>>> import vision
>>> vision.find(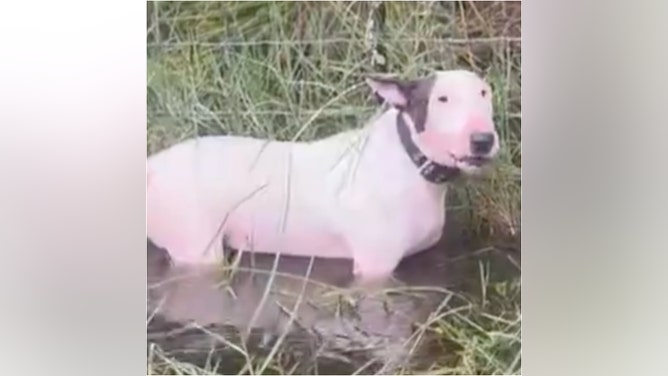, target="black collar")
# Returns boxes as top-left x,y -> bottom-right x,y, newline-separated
396,111 -> 461,184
